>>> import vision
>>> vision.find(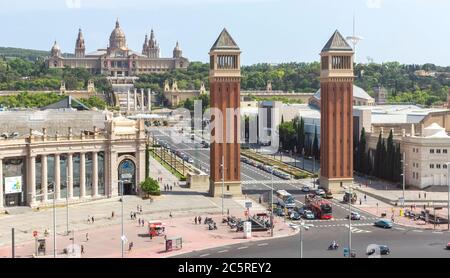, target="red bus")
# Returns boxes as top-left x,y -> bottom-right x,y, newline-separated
305,194 -> 333,220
